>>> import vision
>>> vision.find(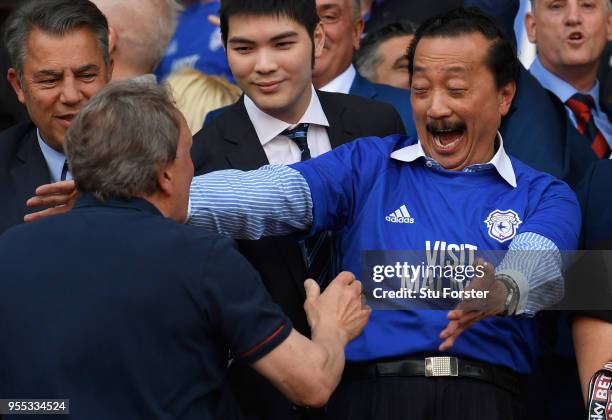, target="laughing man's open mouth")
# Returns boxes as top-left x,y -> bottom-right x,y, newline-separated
427,122 -> 466,151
